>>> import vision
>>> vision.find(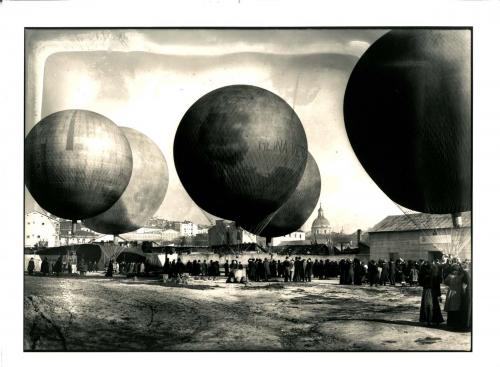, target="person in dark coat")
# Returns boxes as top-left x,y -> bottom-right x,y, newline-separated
28,257 -> 35,275
292,258 -> 299,282
176,258 -> 185,277
318,260 -> 325,280
201,260 -> 208,276
312,260 -> 319,279
283,257 -> 291,282
163,258 -> 170,275
277,260 -> 283,278
224,260 -> 229,277
194,260 -> 201,276
208,260 -> 214,277
257,259 -> 265,282
418,262 -> 444,326
263,258 -> 271,282
353,258 -> 363,285
67,259 -> 72,275
324,259 -> 332,279
389,260 -> 396,285
332,261 -> 339,278
346,259 -> 354,285
105,259 -> 114,277
367,260 -> 378,286
444,264 -> 467,330
305,259 -> 313,282
41,257 -> 49,276
339,259 -> 346,284
296,257 -> 303,282
442,259 -> 452,282
270,260 -> 277,278
215,261 -> 221,277
380,260 -> 389,286
53,256 -> 63,276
